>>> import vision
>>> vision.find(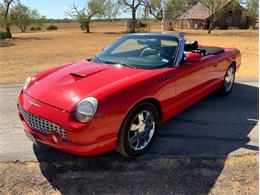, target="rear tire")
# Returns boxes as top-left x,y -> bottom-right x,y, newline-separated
218,65 -> 236,95
116,102 -> 159,158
